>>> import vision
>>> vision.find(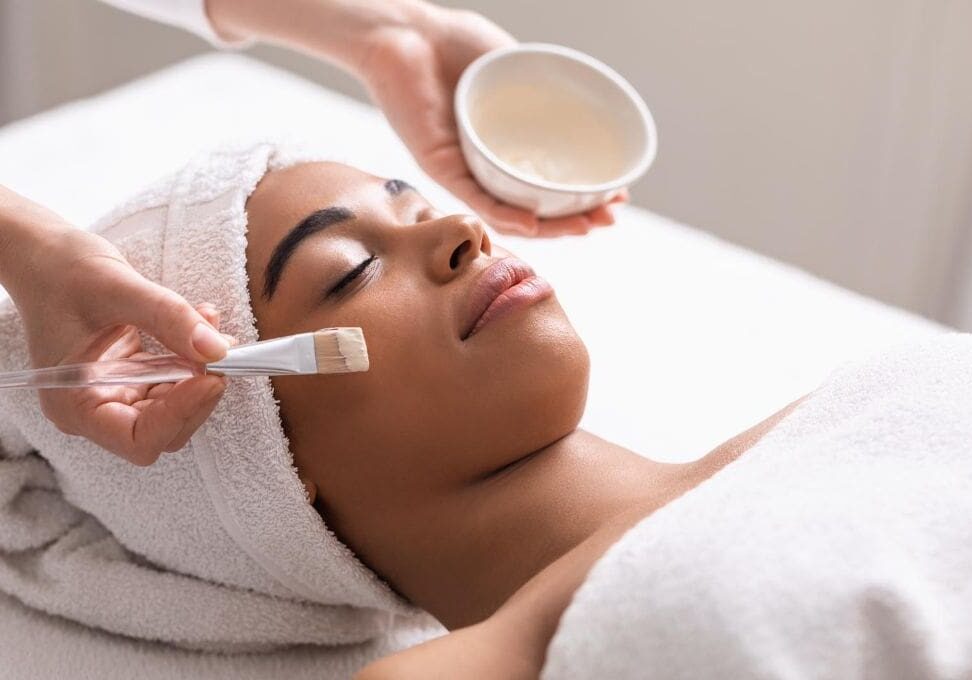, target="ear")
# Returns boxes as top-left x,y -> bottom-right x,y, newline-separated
298,472 -> 318,505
